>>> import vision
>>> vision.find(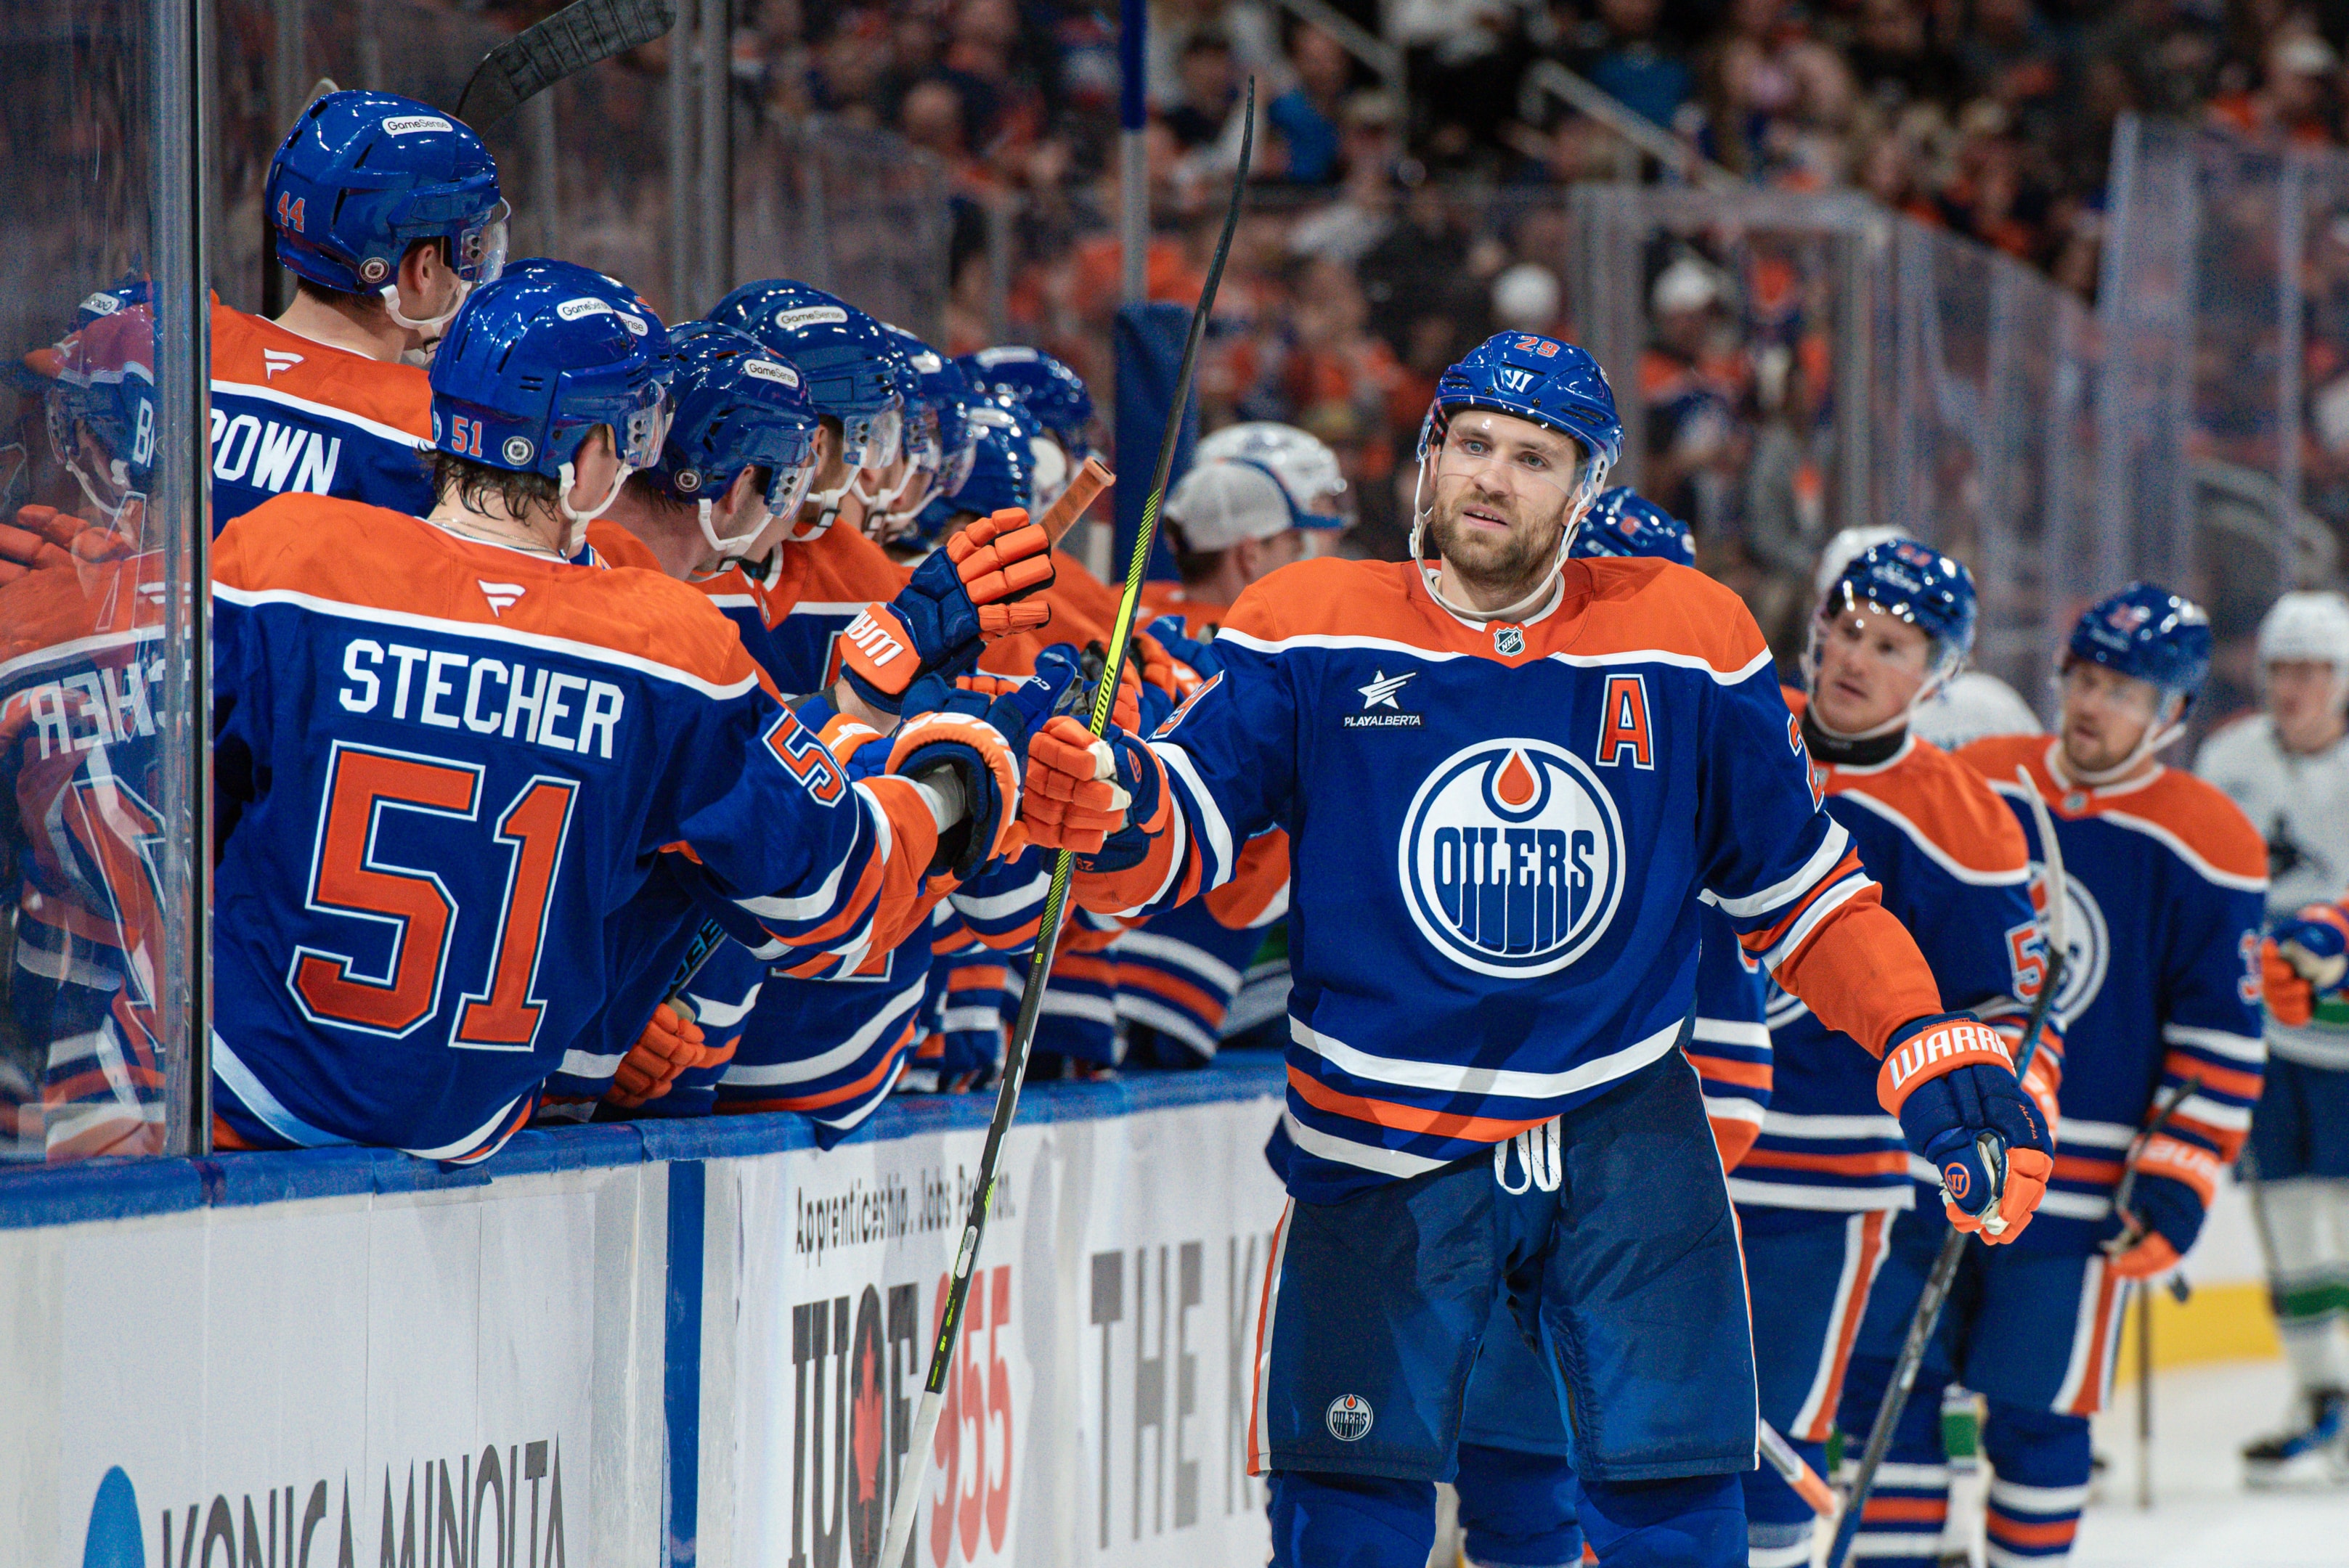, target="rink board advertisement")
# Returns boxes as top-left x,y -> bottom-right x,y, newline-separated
714,1083 -> 1287,1568
0,1062 -> 1285,1568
